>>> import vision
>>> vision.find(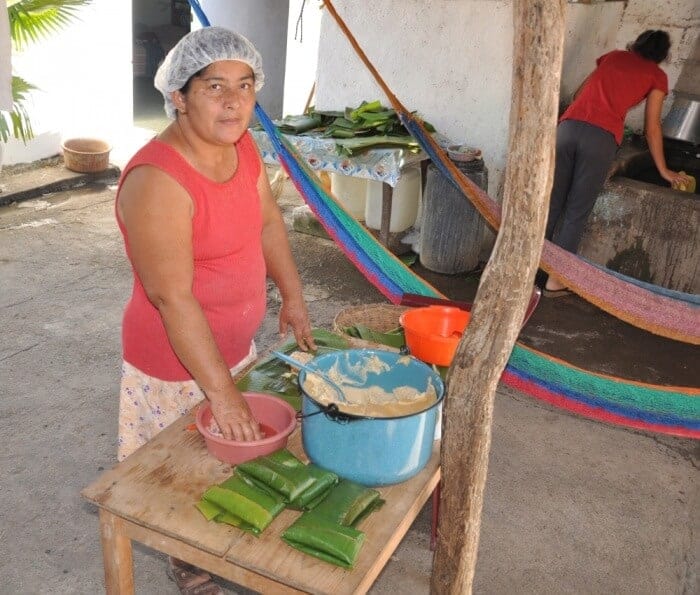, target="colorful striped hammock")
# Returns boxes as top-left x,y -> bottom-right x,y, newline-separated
189,1 -> 699,438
